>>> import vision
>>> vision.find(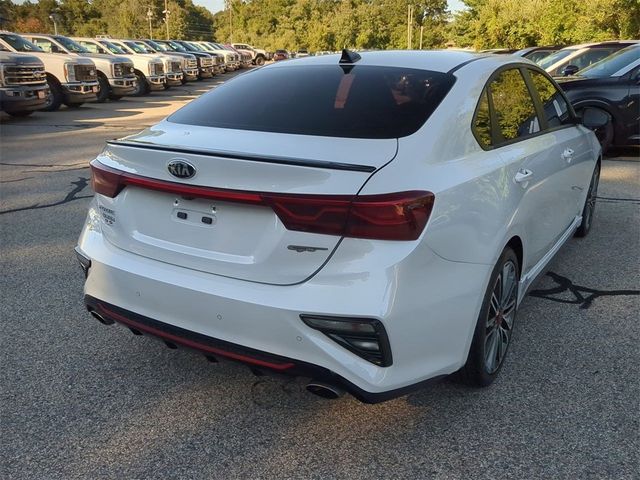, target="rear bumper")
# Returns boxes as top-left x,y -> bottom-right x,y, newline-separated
77,201 -> 491,401
84,296 -> 438,403
0,85 -> 49,112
